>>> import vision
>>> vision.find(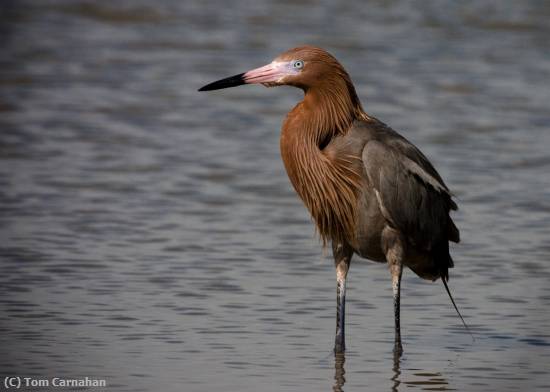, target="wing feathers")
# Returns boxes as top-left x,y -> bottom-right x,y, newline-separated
363,140 -> 458,251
